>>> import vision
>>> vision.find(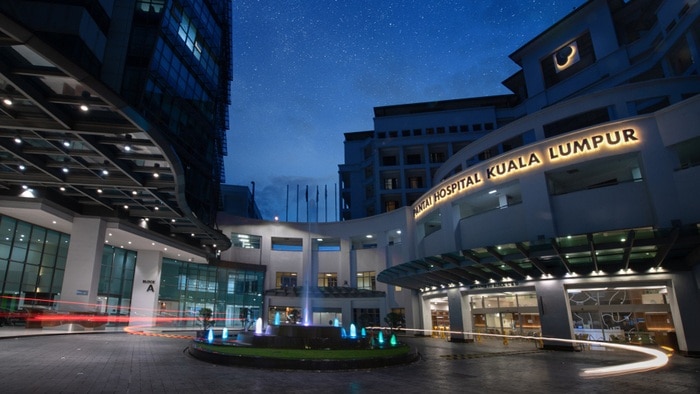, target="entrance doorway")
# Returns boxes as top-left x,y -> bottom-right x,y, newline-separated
470,292 -> 541,336
568,285 -> 677,348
